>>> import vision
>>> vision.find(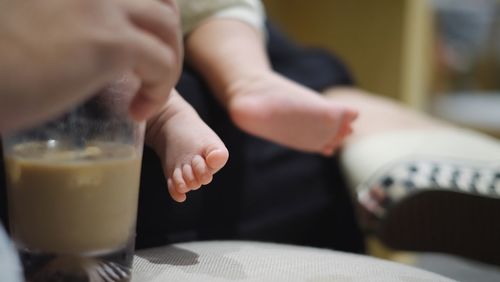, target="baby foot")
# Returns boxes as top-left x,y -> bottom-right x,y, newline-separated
226,72 -> 357,156
147,90 -> 229,202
